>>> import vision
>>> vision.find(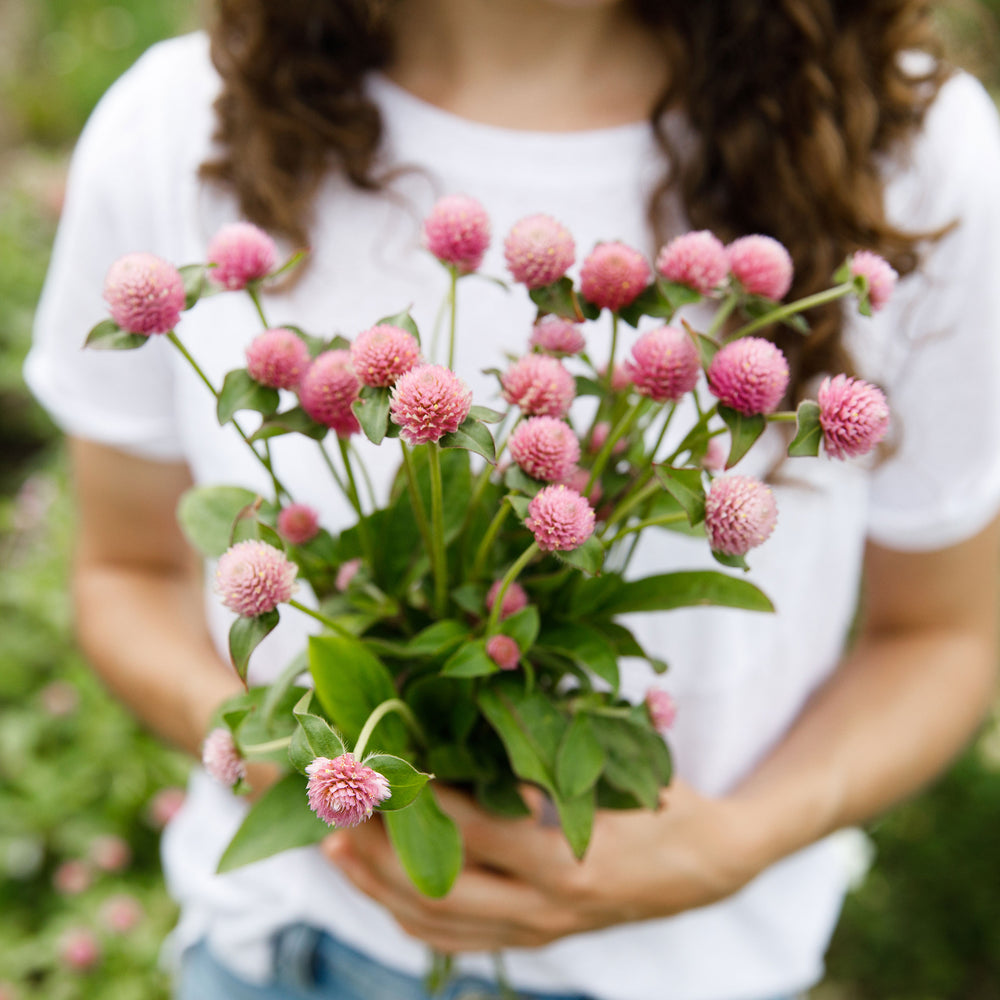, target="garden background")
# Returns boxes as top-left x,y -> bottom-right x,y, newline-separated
1,1 -> 999,997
